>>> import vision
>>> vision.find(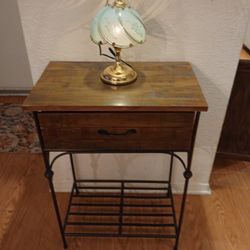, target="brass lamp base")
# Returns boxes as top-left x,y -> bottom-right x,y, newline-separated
100,62 -> 137,86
